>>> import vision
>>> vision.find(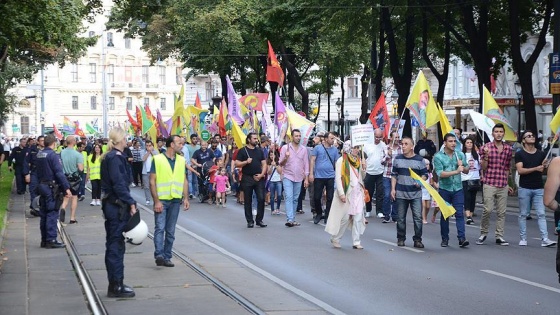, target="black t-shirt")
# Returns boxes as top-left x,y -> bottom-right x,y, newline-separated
515,149 -> 546,189
236,146 -> 265,176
